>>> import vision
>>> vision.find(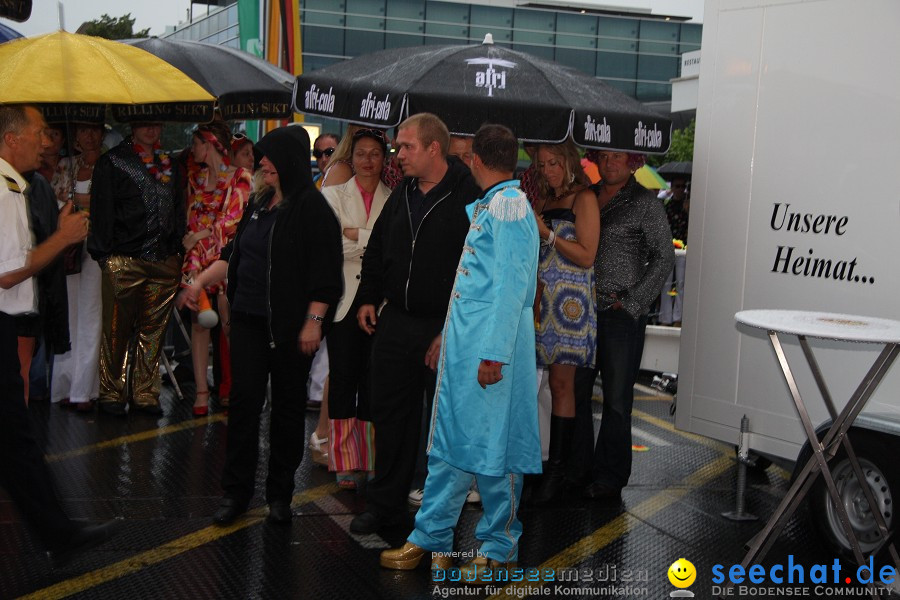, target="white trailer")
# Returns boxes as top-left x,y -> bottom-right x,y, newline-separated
676,0 -> 900,554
